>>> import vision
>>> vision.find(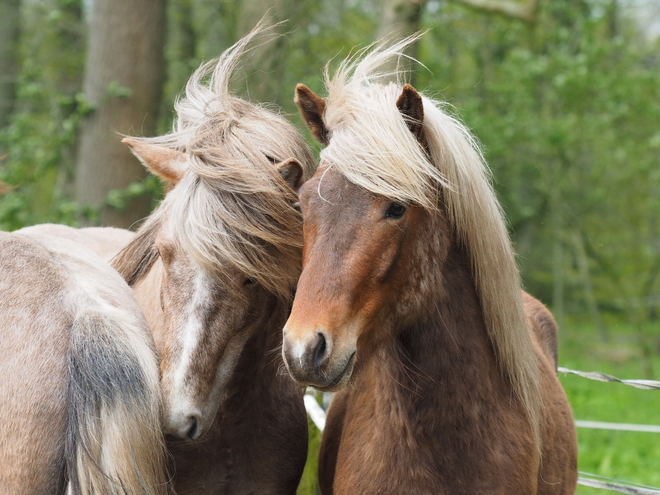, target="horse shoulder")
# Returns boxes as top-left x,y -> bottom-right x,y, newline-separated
520,292 -> 578,494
